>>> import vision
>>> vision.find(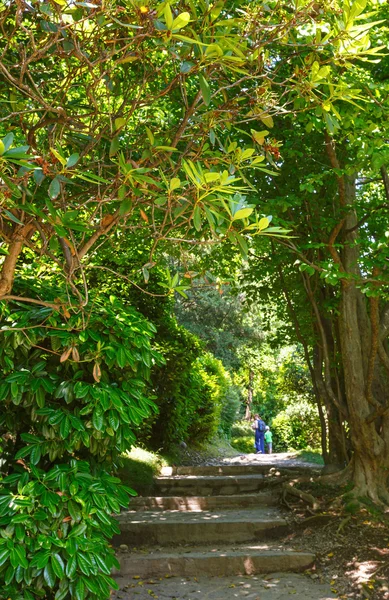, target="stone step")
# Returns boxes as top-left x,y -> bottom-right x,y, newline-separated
114,508 -> 288,546
154,474 -> 269,496
160,464 -> 317,477
116,544 -> 314,577
129,492 -> 279,511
